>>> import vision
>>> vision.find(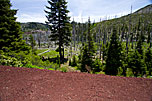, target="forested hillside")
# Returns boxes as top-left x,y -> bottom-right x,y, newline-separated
70,4 -> 152,77
20,22 -> 49,32
85,4 -> 152,45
